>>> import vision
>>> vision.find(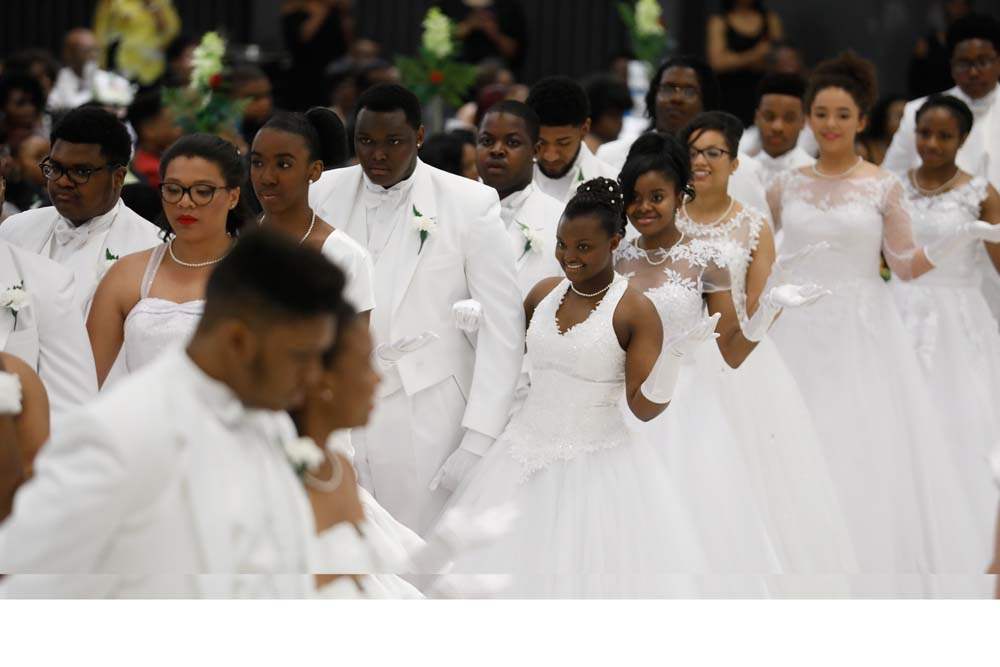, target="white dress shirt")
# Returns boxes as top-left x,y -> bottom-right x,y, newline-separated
533,142 -> 620,204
